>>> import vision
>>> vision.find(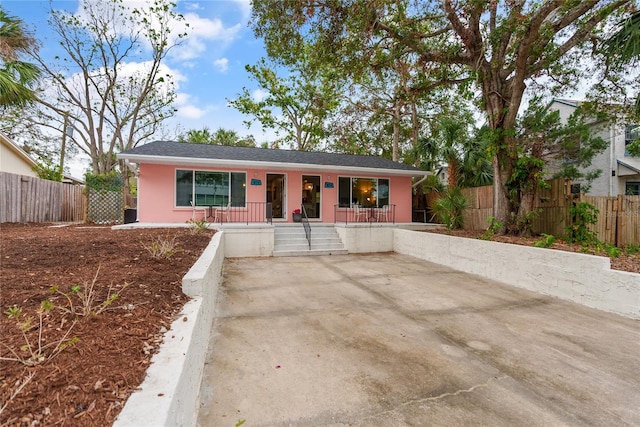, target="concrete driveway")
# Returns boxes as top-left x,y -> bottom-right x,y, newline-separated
197,254 -> 640,427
